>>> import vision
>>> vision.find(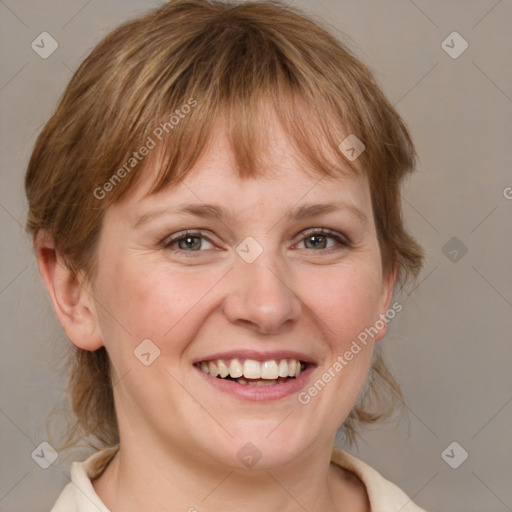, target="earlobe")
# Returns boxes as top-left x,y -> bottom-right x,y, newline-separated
34,230 -> 104,351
